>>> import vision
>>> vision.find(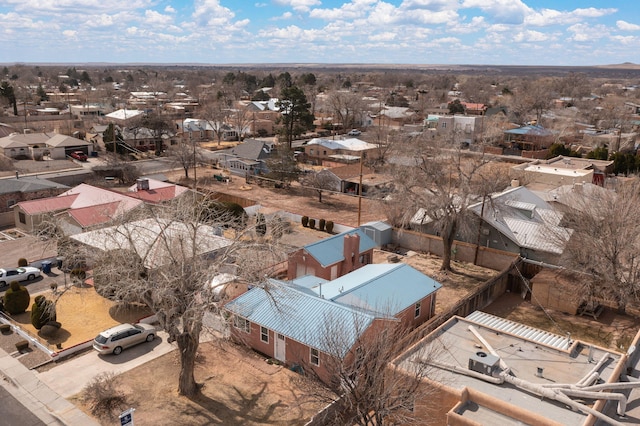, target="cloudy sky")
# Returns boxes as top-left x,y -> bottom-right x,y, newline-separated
1,0 -> 639,66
